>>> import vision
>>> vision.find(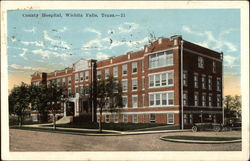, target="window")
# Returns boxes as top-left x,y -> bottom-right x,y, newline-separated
113,80 -> 118,93
167,113 -> 174,124
75,73 -> 79,82
213,61 -> 216,73
122,64 -> 127,76
79,85 -> 84,94
105,97 -> 110,108
57,79 -> 61,86
113,66 -> 118,77
184,114 -> 188,124
123,114 -> 128,123
62,78 -> 66,86
149,92 -> 174,107
194,73 -> 198,88
142,61 -> 144,72
183,71 -> 188,86
189,114 -> 193,124
202,94 -> 206,106
80,72 -> 84,82
150,113 -> 155,123
208,94 -> 212,107
217,94 -> 221,107
122,79 -> 128,92
105,115 -> 110,123
217,78 -> 221,91
84,84 -> 89,95
202,75 -> 206,89
122,96 -> 128,108
132,115 -> 138,123
85,71 -> 89,81
194,93 -> 199,106
132,95 -> 138,108
105,68 -> 110,79
97,71 -> 101,80
198,56 -> 204,68
142,77 -> 145,90
132,62 -> 137,74
132,78 -> 138,91
75,86 -> 79,94
149,71 -> 174,88
208,76 -> 212,90
68,76 -> 71,85
68,88 -> 72,96
142,94 -> 145,107
183,92 -> 188,106
114,114 -> 119,123
149,50 -> 173,68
